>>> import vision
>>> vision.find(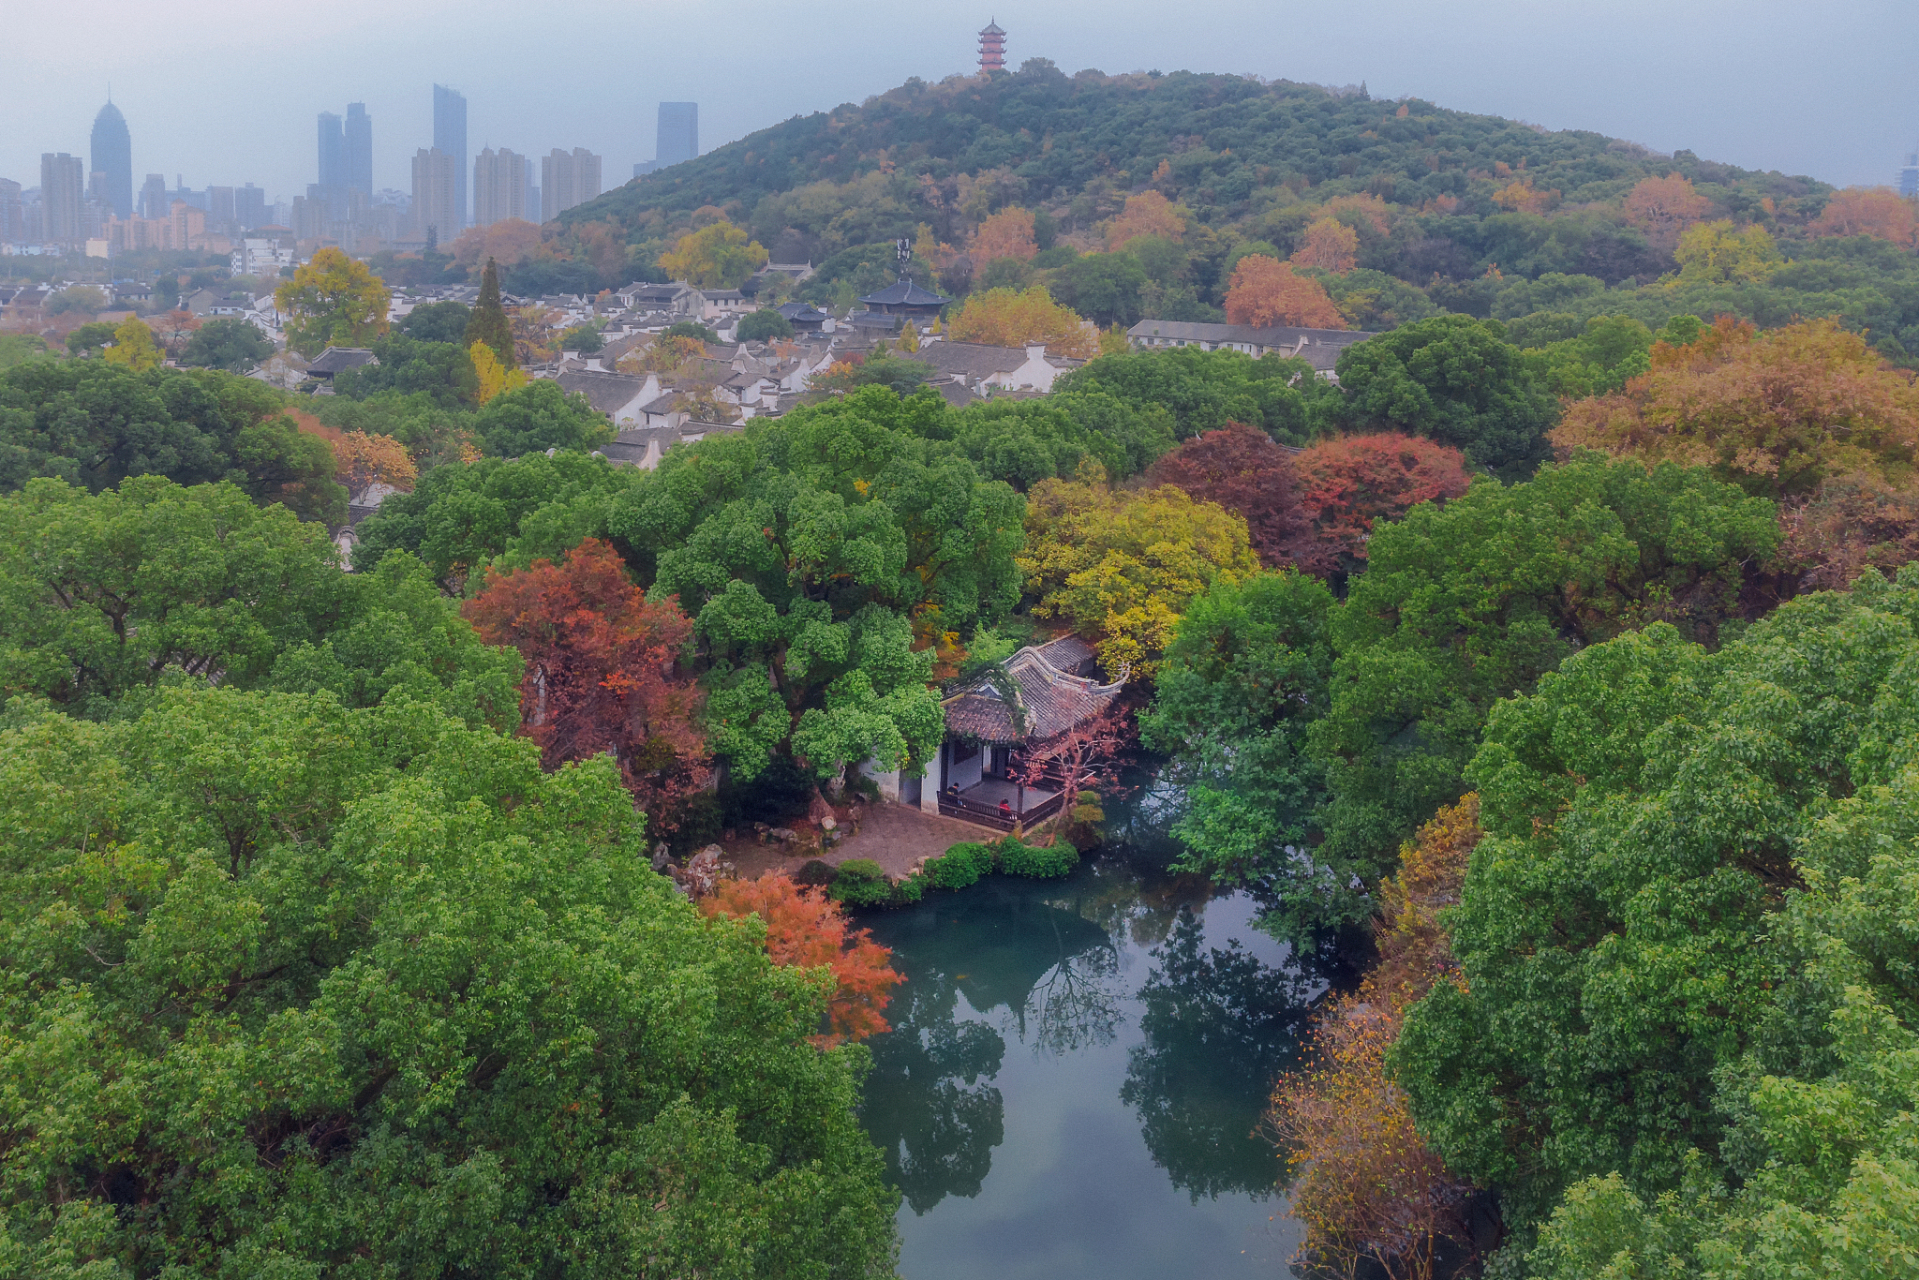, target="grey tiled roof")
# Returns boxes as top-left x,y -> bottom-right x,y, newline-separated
859,278 -> 951,308
941,641 -> 1123,744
